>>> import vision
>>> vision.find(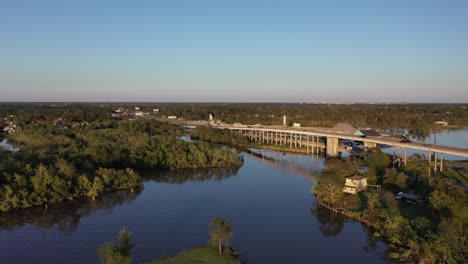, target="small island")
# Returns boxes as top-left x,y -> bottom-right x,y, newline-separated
146,246 -> 242,264
99,218 -> 243,264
